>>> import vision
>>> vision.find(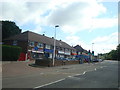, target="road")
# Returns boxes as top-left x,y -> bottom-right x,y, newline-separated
2,60 -> 119,89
